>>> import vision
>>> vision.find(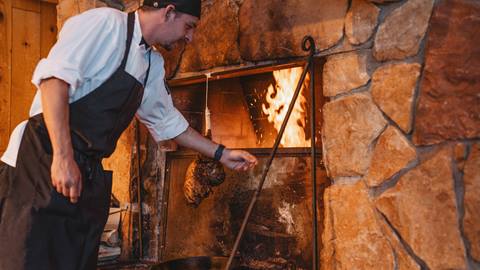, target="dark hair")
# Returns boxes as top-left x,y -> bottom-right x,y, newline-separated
142,0 -> 201,18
